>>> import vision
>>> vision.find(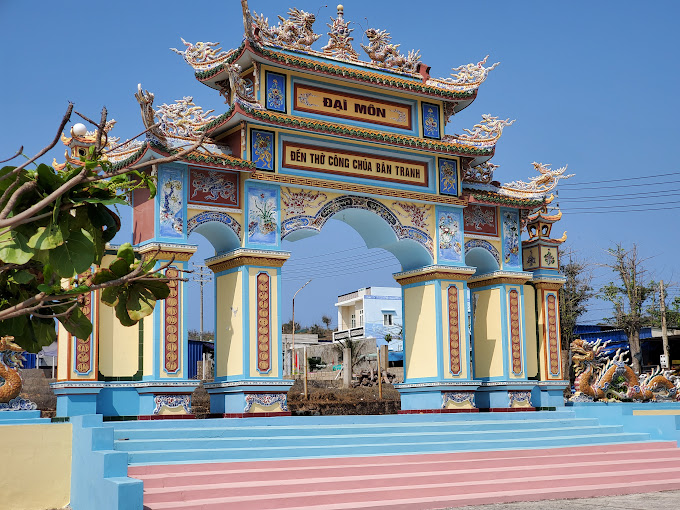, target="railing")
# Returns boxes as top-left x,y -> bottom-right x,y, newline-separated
333,326 -> 365,341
